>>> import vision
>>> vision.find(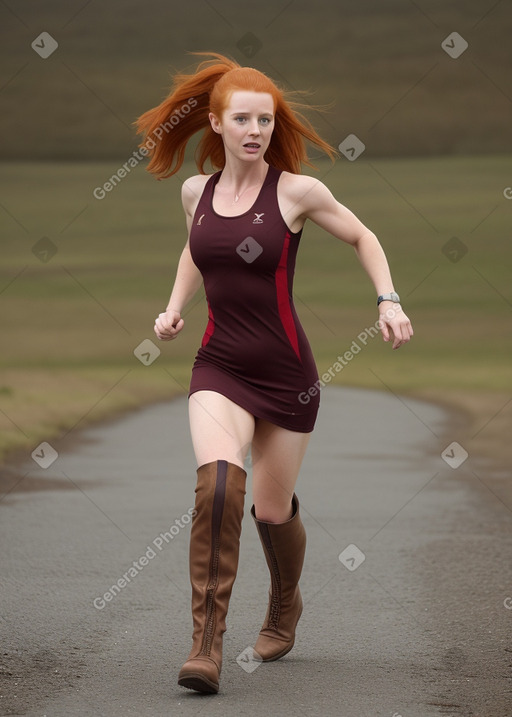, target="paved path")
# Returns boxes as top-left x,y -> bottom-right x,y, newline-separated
1,386 -> 511,717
